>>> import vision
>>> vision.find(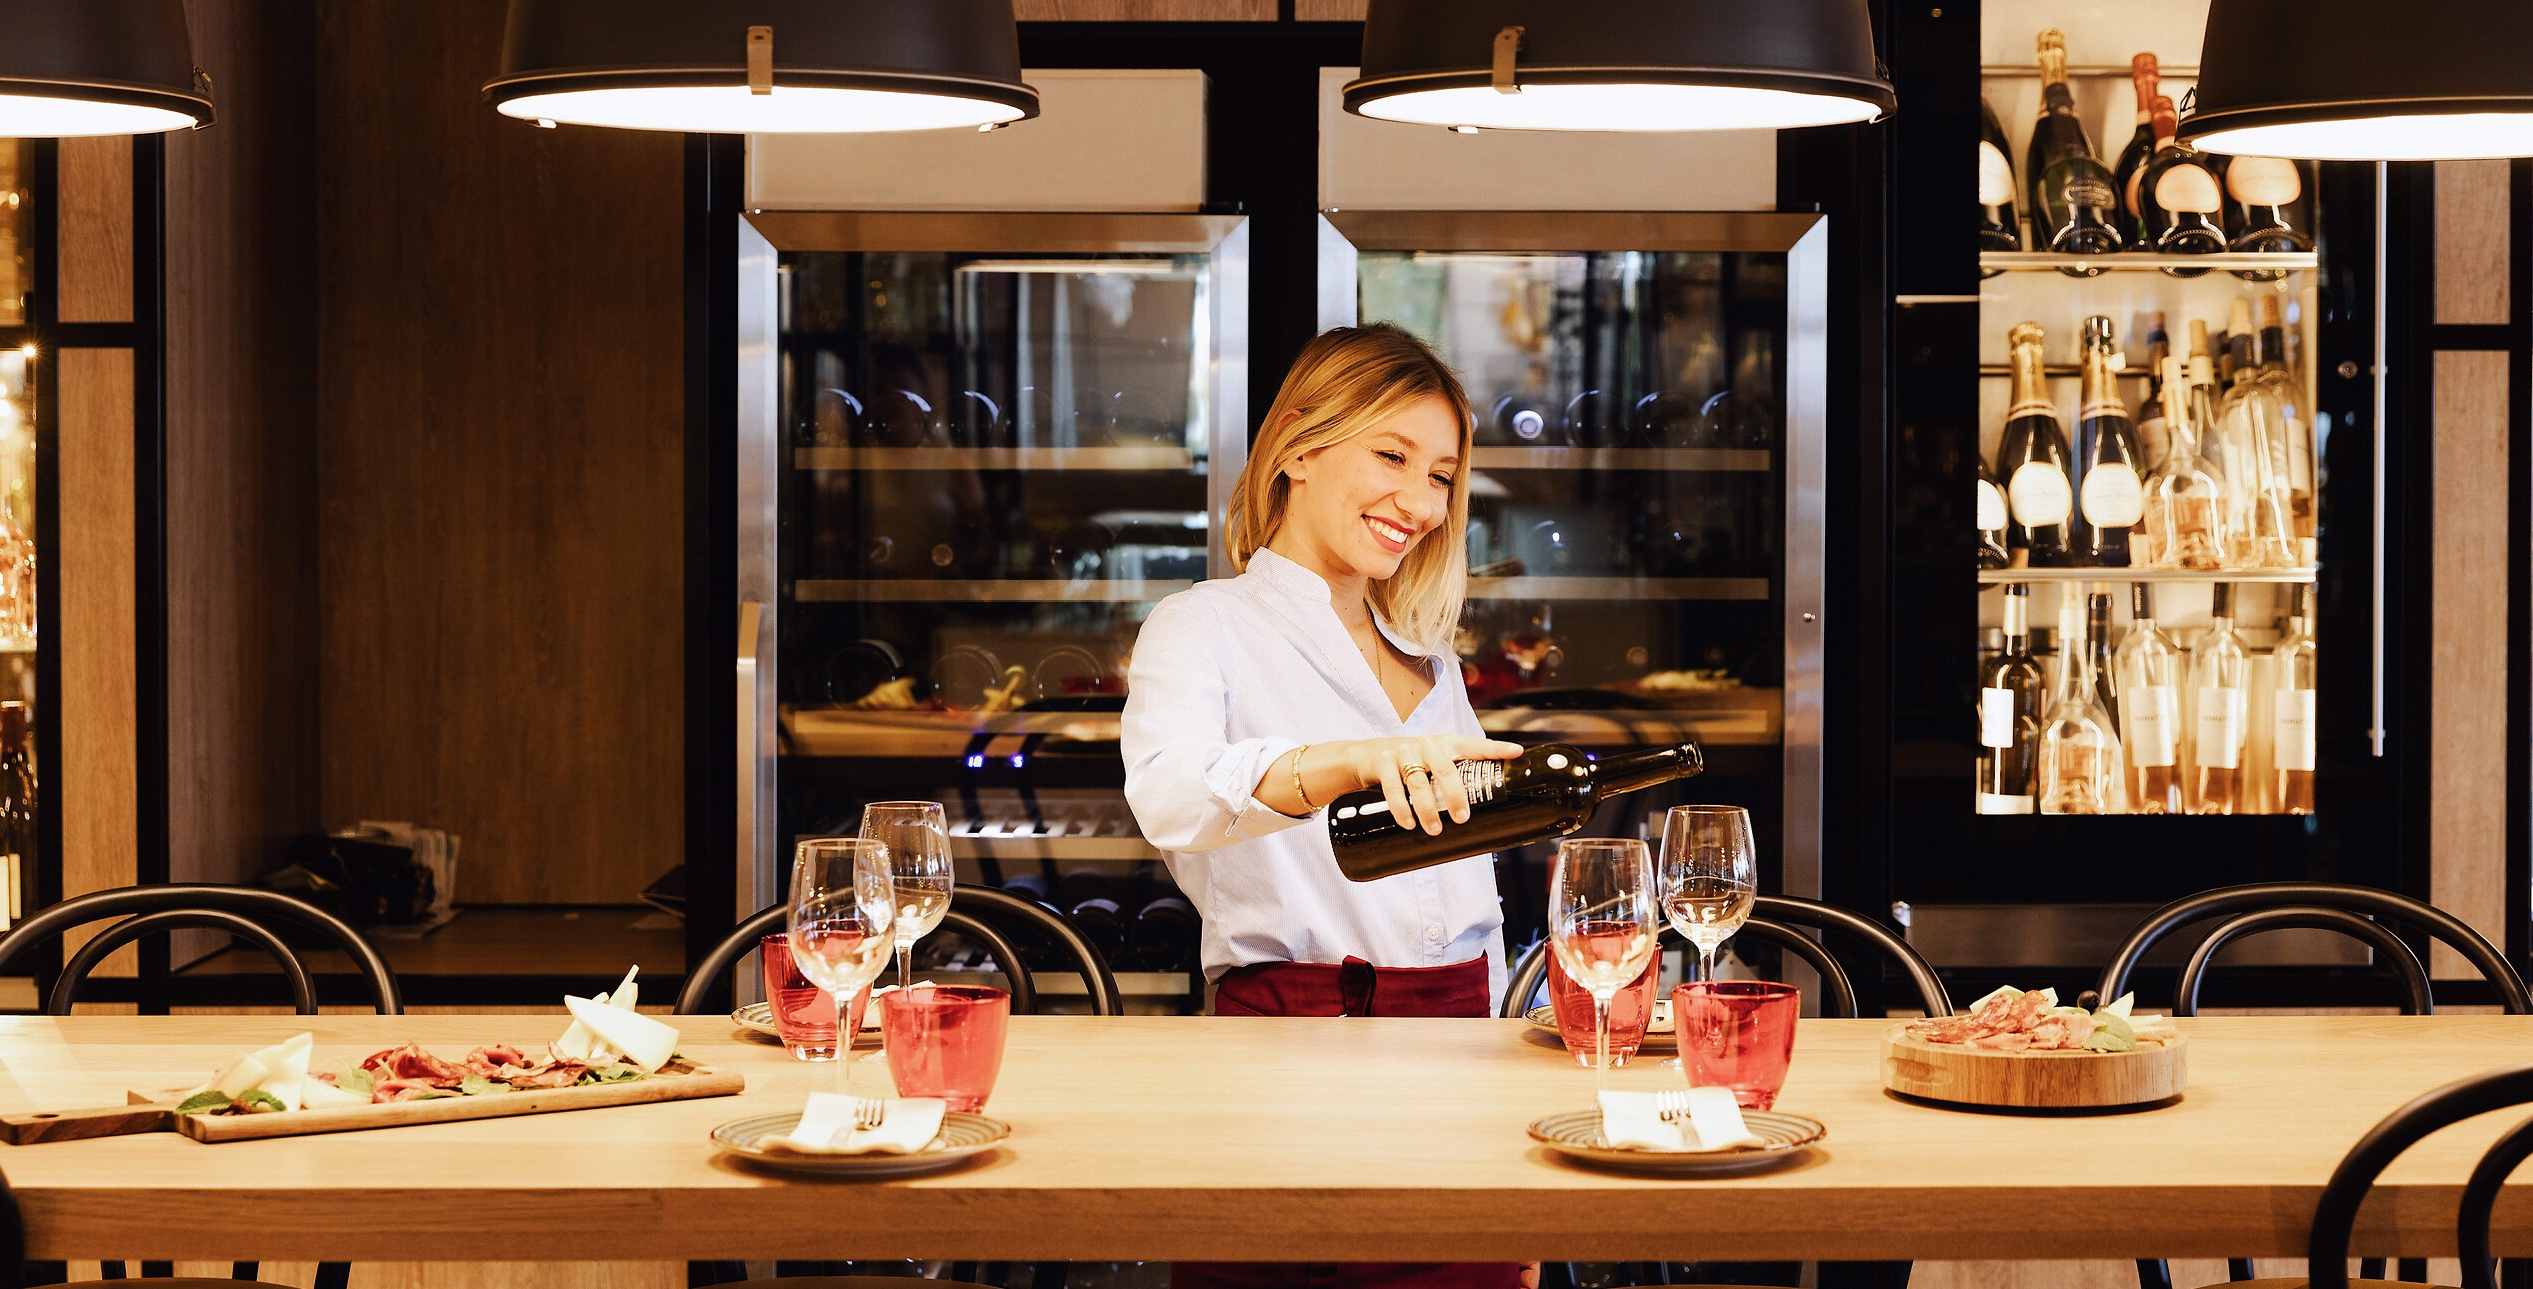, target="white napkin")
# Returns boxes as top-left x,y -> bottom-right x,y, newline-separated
771,1092 -> 947,1155
1598,1086 -> 1766,1152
